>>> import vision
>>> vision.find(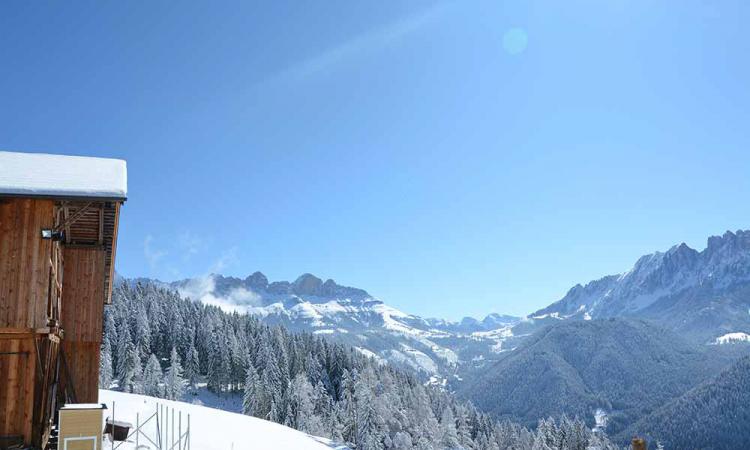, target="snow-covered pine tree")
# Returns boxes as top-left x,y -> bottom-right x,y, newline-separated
164,347 -> 186,400
142,353 -> 163,398
439,406 -> 460,449
99,337 -> 114,389
287,373 -> 315,432
208,332 -> 230,393
242,358 -> 260,417
117,339 -> 143,394
354,371 -> 382,450
455,404 -> 474,449
183,340 -> 200,391
133,304 -> 151,361
114,318 -> 133,376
